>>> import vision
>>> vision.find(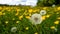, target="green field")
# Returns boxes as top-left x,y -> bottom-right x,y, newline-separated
0,6 -> 60,34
